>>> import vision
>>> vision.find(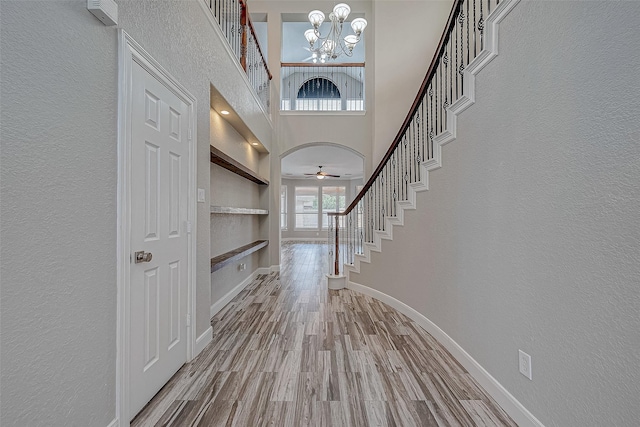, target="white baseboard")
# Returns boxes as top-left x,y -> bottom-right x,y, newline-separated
106,417 -> 119,427
210,268 -> 261,318
255,265 -> 279,274
195,326 -> 213,355
347,280 -> 544,427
